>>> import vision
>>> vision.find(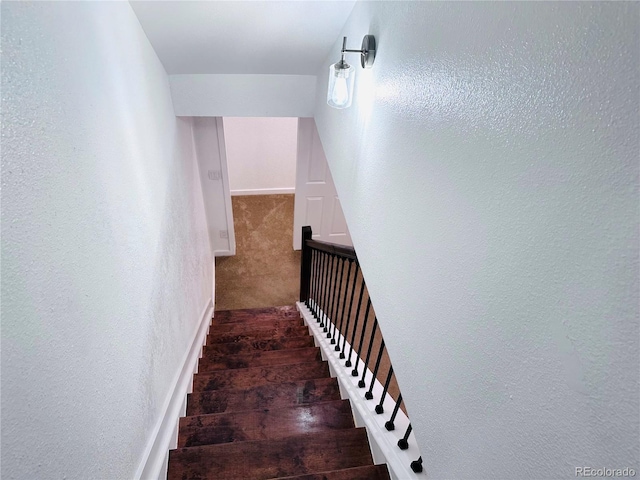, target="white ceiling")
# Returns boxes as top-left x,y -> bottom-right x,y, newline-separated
130,1 -> 356,75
